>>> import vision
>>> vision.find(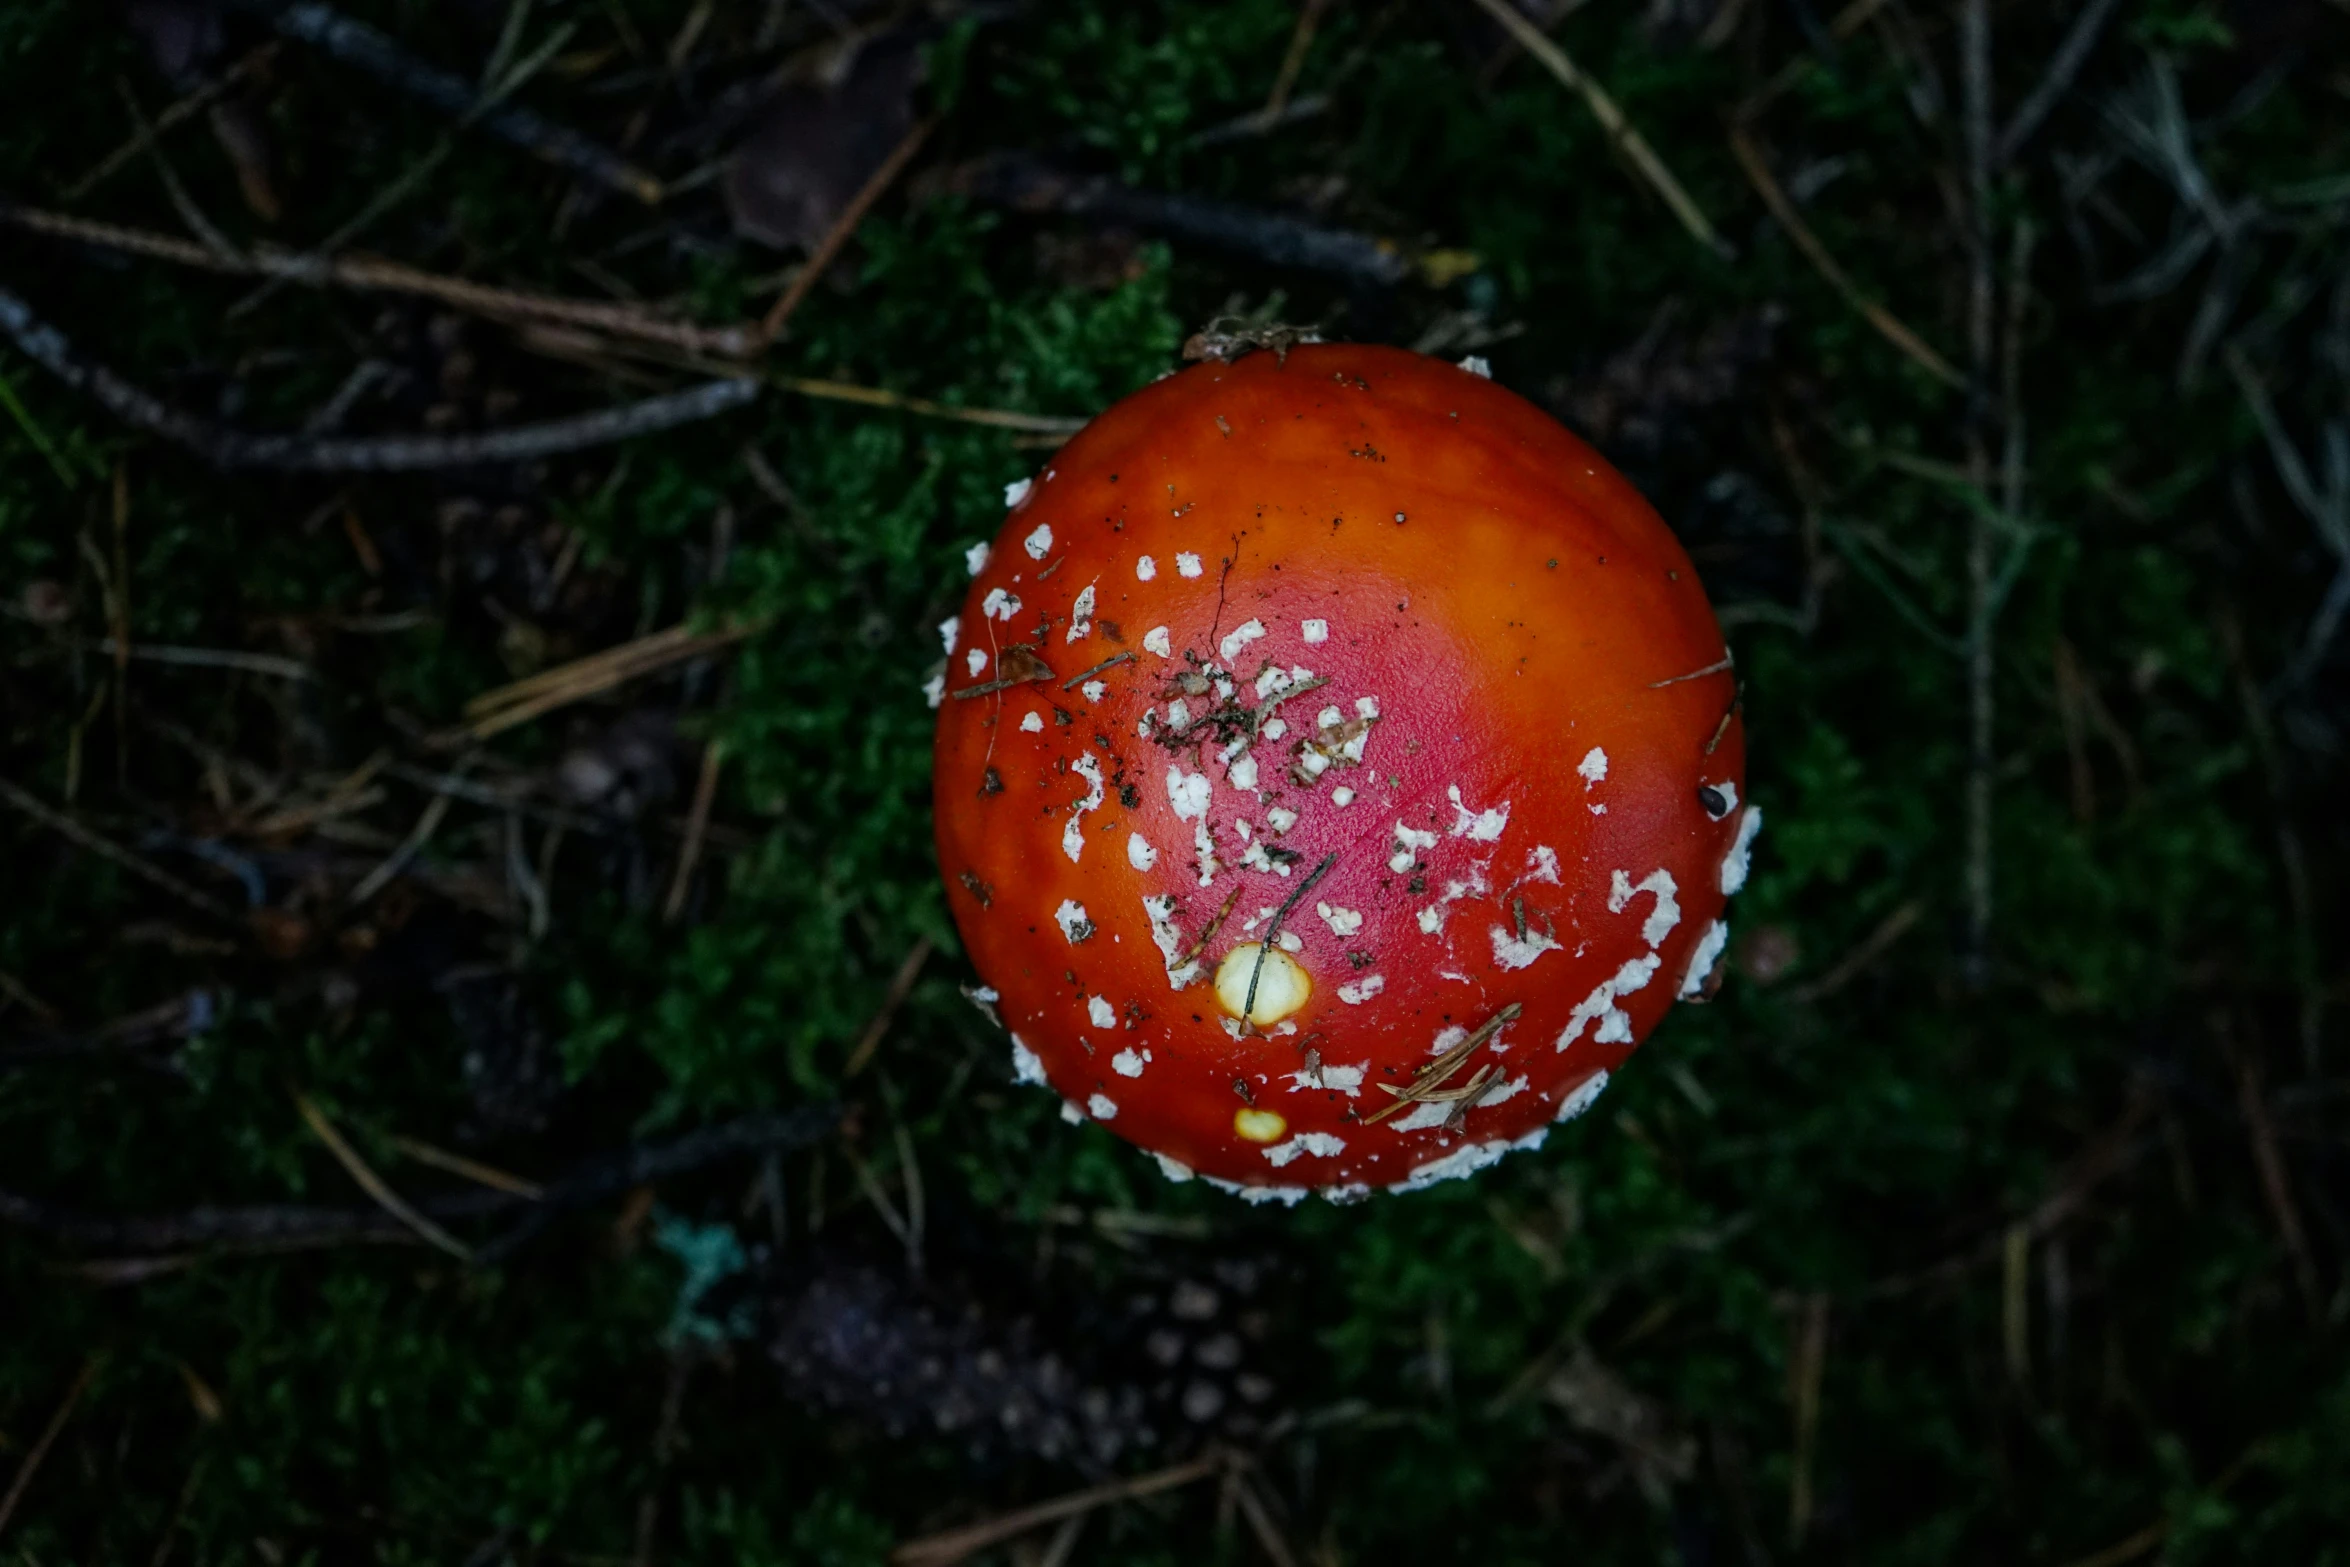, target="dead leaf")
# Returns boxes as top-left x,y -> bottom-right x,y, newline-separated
724,31 -> 921,252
